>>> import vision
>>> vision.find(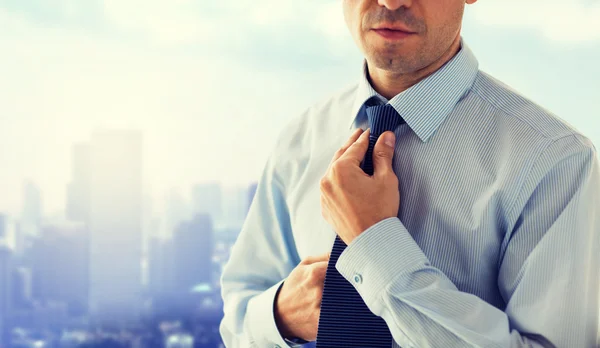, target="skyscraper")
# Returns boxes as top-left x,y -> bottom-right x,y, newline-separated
11,267 -> 32,309
32,222 -> 89,315
21,179 -> 42,228
66,142 -> 91,224
166,188 -> 189,238
173,213 -> 214,292
148,236 -> 174,295
0,216 -> 18,256
221,185 -> 251,227
0,243 -> 12,346
191,182 -> 222,224
88,129 -> 143,323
